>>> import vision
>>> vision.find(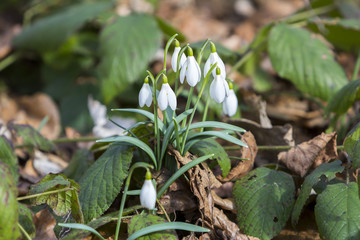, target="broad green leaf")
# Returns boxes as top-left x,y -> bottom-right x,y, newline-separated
326,79 -> 360,114
0,163 -> 20,240
190,138 -> 230,178
98,14 -> 162,102
63,149 -> 94,182
344,122 -> 360,169
0,136 -> 19,182
18,203 -> 35,238
233,167 -> 295,240
308,18 -> 360,52
97,136 -> 157,168
127,214 -> 177,240
315,182 -> 360,240
291,160 -> 344,226
10,123 -> 55,152
268,23 -> 348,101
13,2 -> 112,52
29,173 -> 84,223
79,143 -> 132,223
